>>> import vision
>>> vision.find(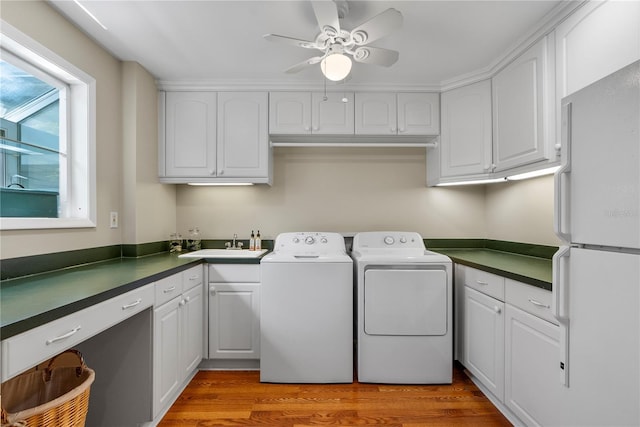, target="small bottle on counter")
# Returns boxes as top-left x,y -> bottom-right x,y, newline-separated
256,230 -> 262,250
249,230 -> 255,251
